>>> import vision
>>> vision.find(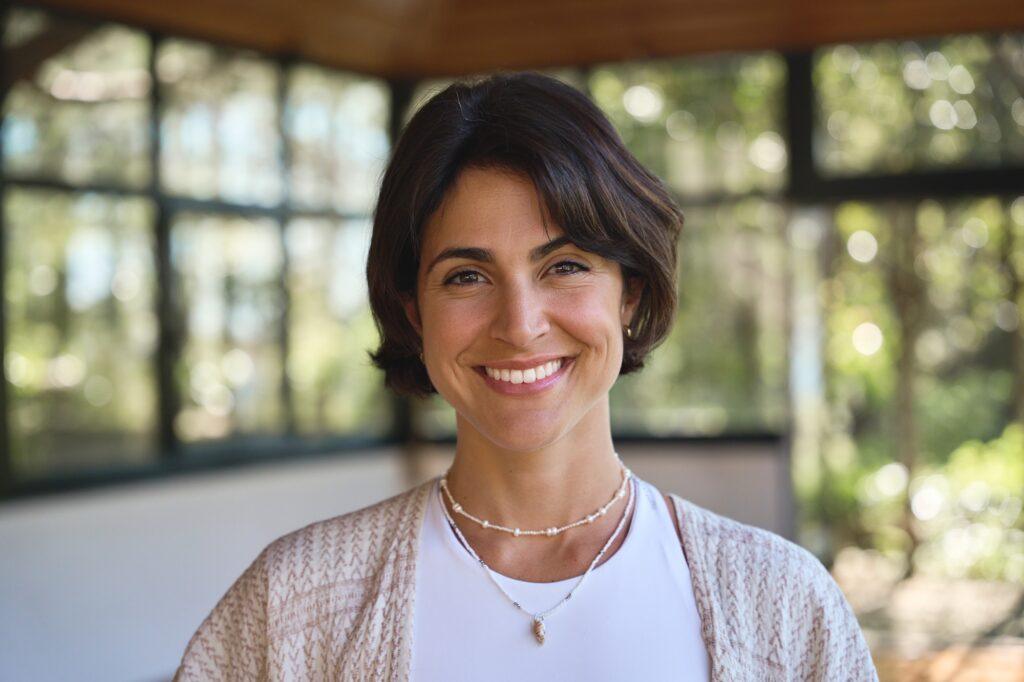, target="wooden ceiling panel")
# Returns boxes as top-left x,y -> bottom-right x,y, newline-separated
35,0 -> 1024,78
